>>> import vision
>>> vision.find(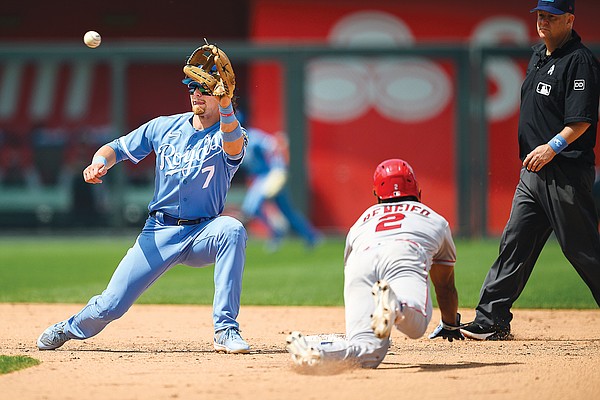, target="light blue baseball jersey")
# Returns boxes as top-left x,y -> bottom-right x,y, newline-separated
108,112 -> 246,219
53,111 -> 250,345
